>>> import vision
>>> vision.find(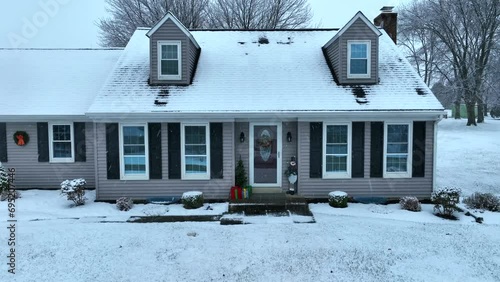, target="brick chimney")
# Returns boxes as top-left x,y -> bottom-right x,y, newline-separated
374,6 -> 398,44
